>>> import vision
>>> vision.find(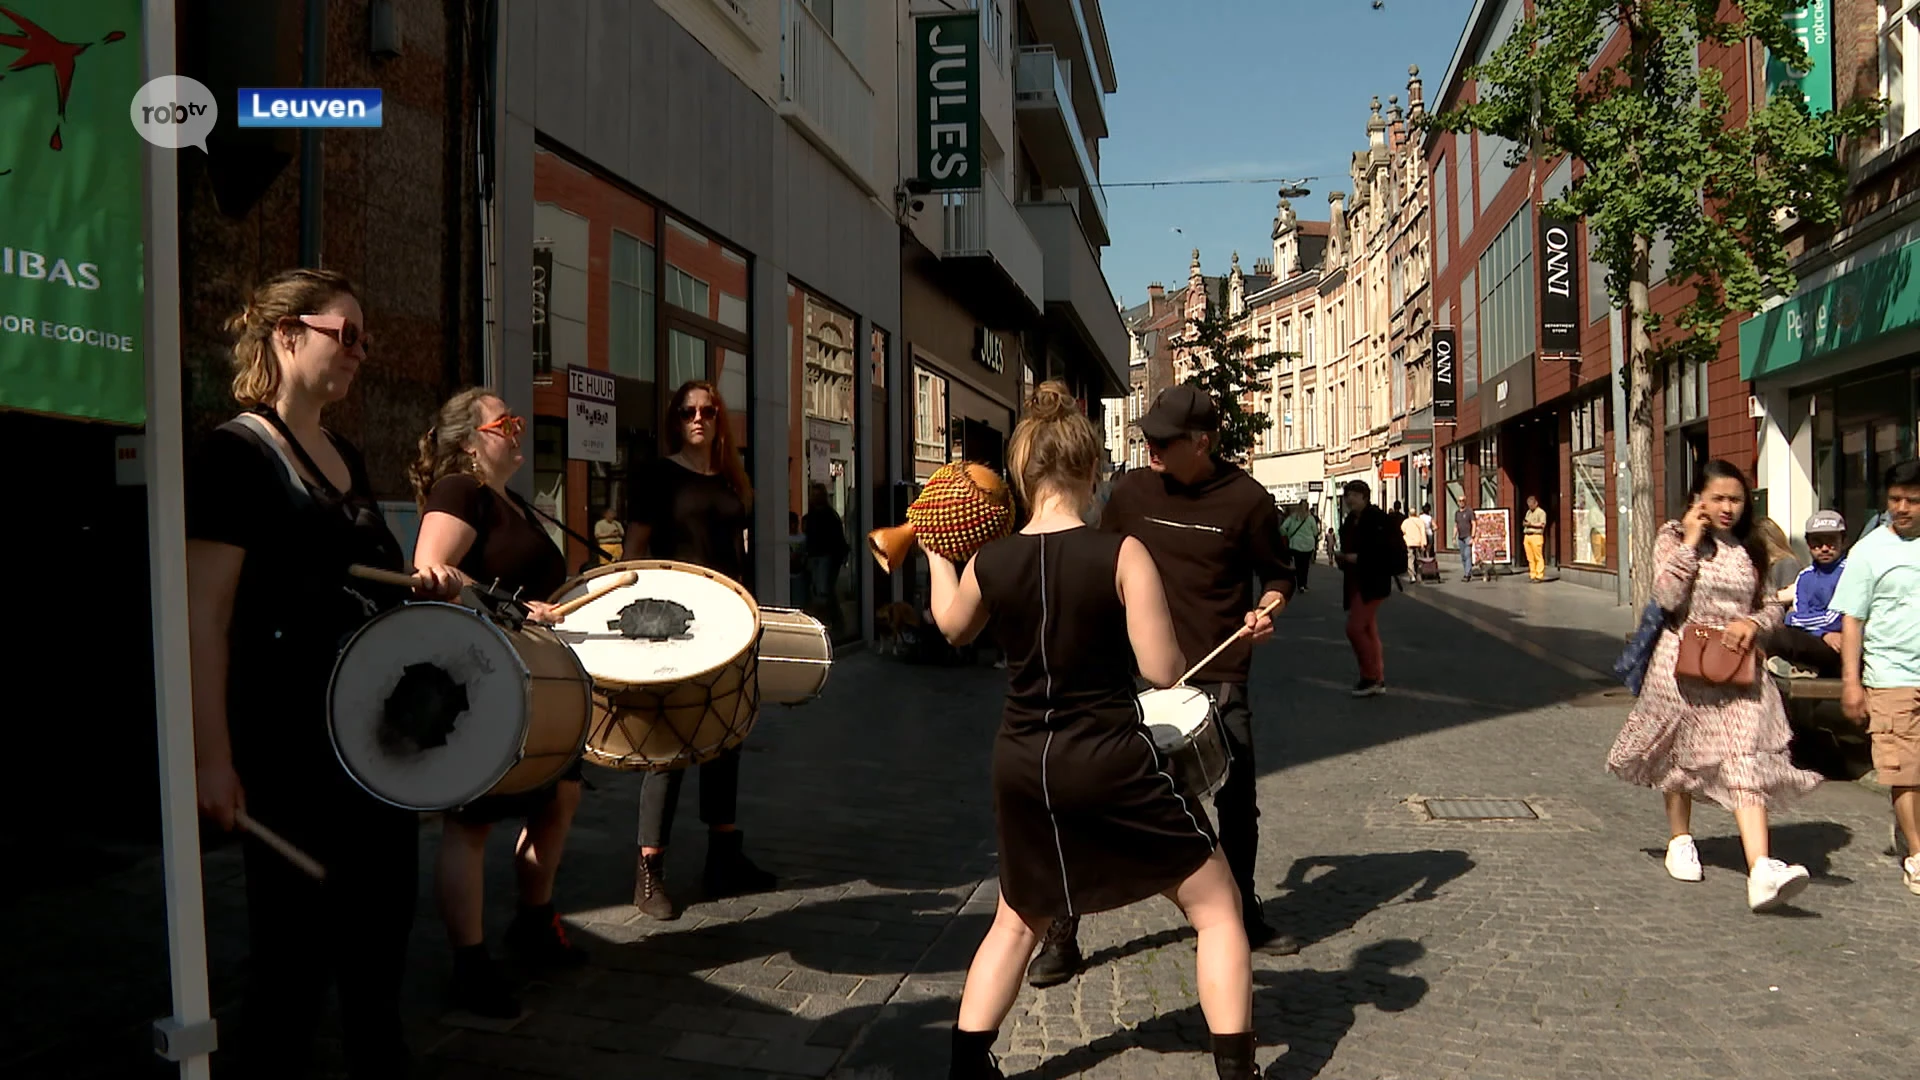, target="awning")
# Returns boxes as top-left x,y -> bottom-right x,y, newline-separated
1740,234 -> 1920,381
